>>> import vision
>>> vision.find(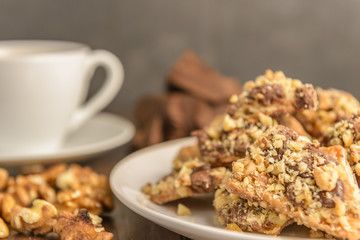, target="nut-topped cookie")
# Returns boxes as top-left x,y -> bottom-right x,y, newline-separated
142,157 -> 229,204
296,88 -> 360,139
193,112 -> 277,167
228,69 -> 318,118
172,145 -> 201,171
193,112 -> 310,167
214,187 -> 292,235
226,125 -> 360,239
193,70 -> 316,167
323,114 -> 360,186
